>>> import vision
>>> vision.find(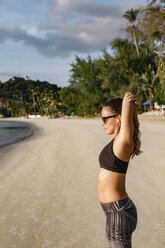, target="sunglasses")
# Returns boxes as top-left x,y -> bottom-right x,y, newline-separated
102,114 -> 117,123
